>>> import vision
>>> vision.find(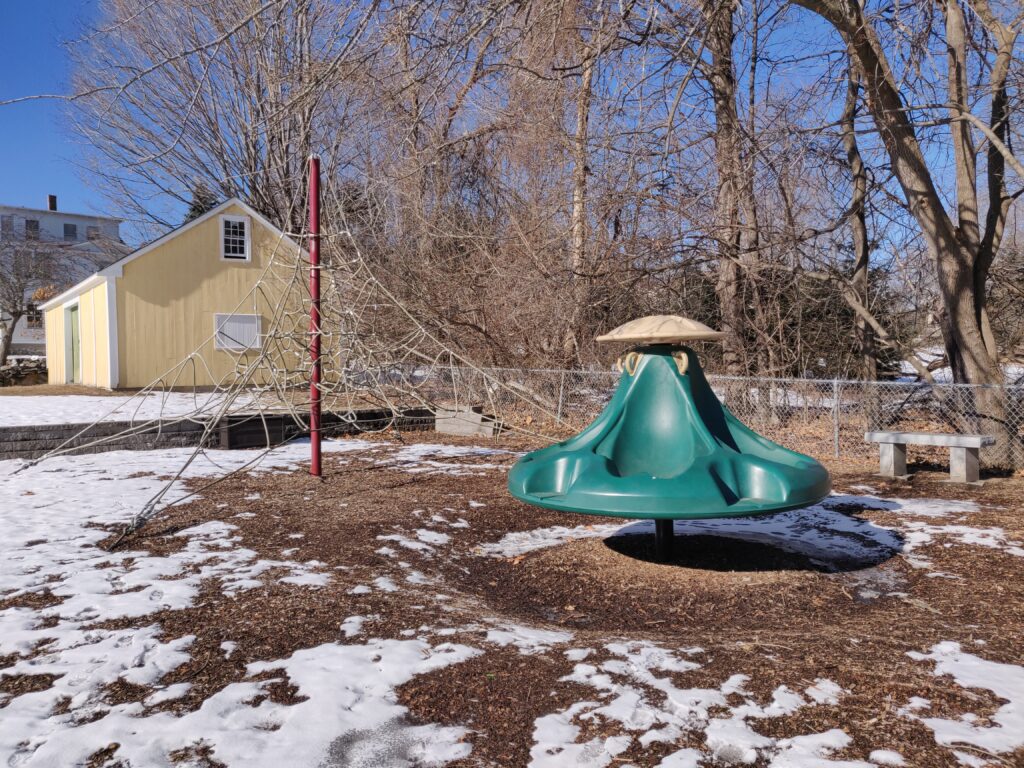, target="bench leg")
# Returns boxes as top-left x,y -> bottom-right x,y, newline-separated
879,443 -> 907,478
949,446 -> 980,484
